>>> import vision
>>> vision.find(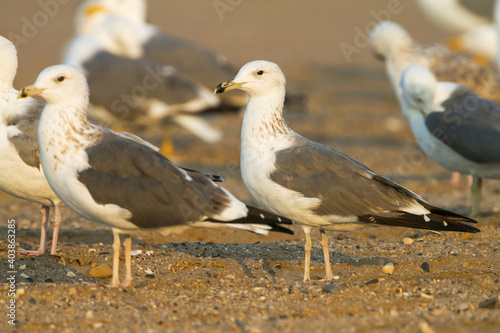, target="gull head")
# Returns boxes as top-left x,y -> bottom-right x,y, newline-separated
369,21 -> 412,60
18,64 -> 89,106
400,65 -> 436,117
0,36 -> 18,86
215,60 -> 286,98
